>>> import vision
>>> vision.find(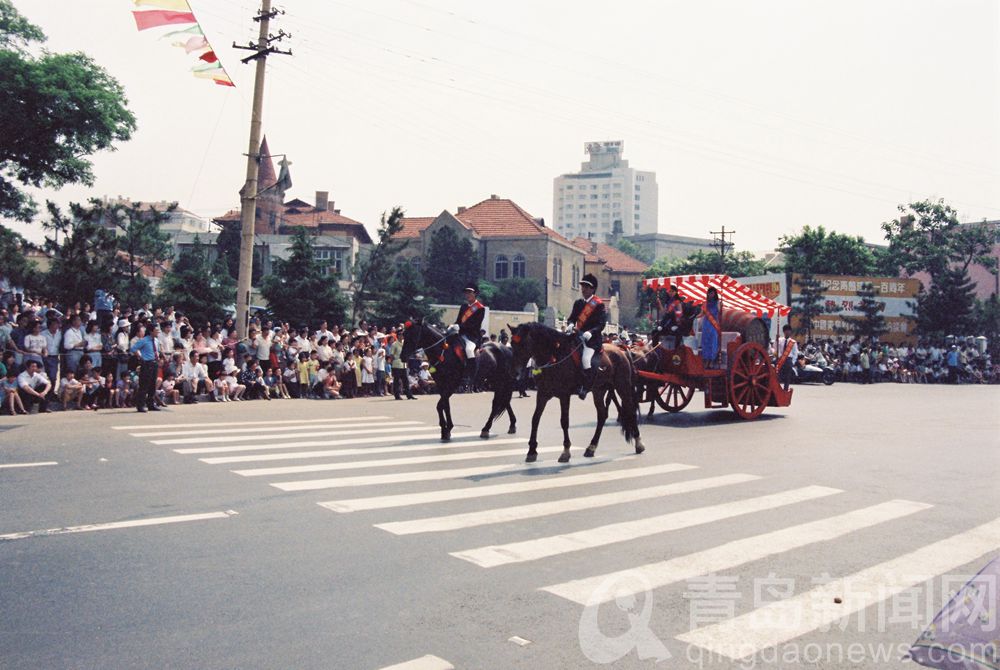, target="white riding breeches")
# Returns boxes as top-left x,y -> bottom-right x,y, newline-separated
581,345 -> 595,370
461,336 -> 476,359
